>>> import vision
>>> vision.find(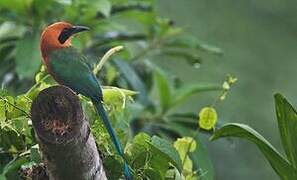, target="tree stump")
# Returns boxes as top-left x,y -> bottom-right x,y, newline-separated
31,85 -> 107,180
